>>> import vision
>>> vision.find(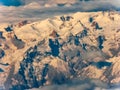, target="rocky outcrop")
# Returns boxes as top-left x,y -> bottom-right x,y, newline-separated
11,35 -> 25,49
10,40 -> 72,89
0,48 -> 5,59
